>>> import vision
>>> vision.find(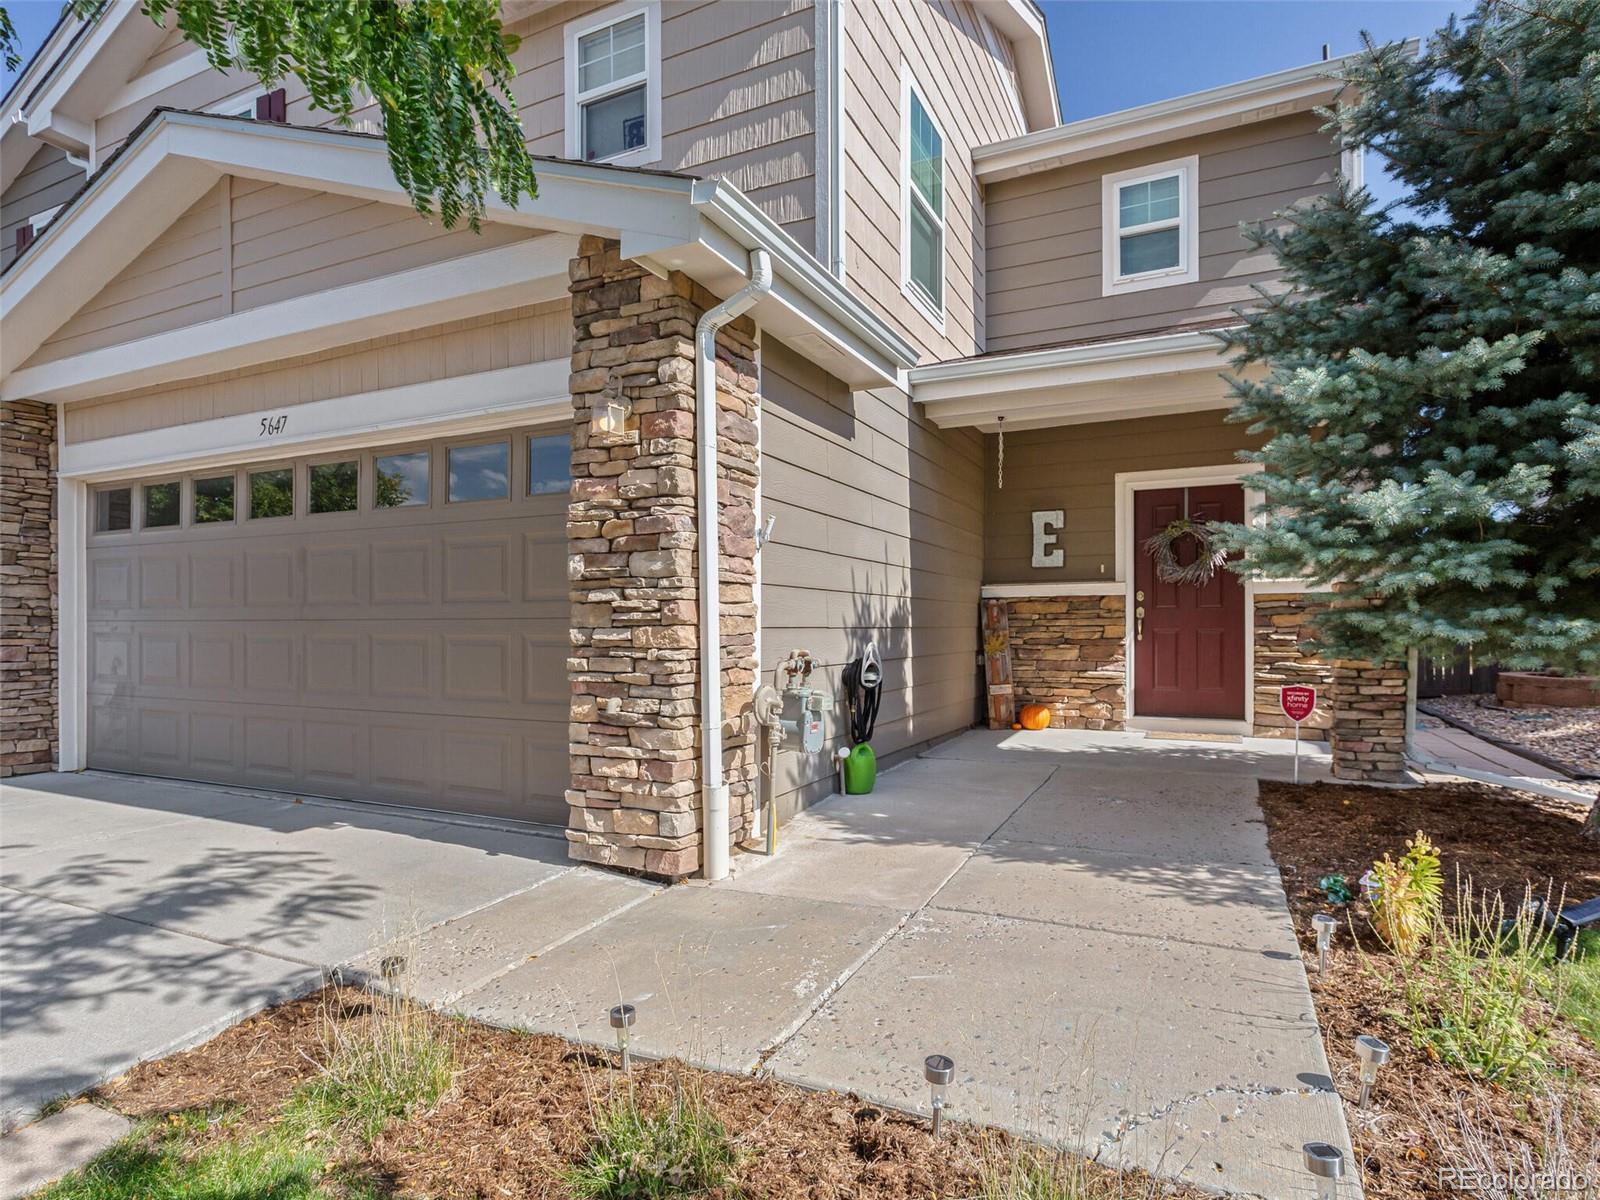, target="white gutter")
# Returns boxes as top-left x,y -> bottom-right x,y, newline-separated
698,247 -> 772,882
